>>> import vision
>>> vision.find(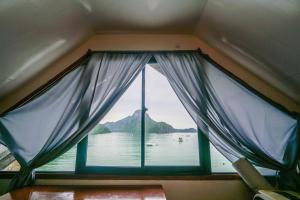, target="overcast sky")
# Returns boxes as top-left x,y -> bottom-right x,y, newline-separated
101,64 -> 196,129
